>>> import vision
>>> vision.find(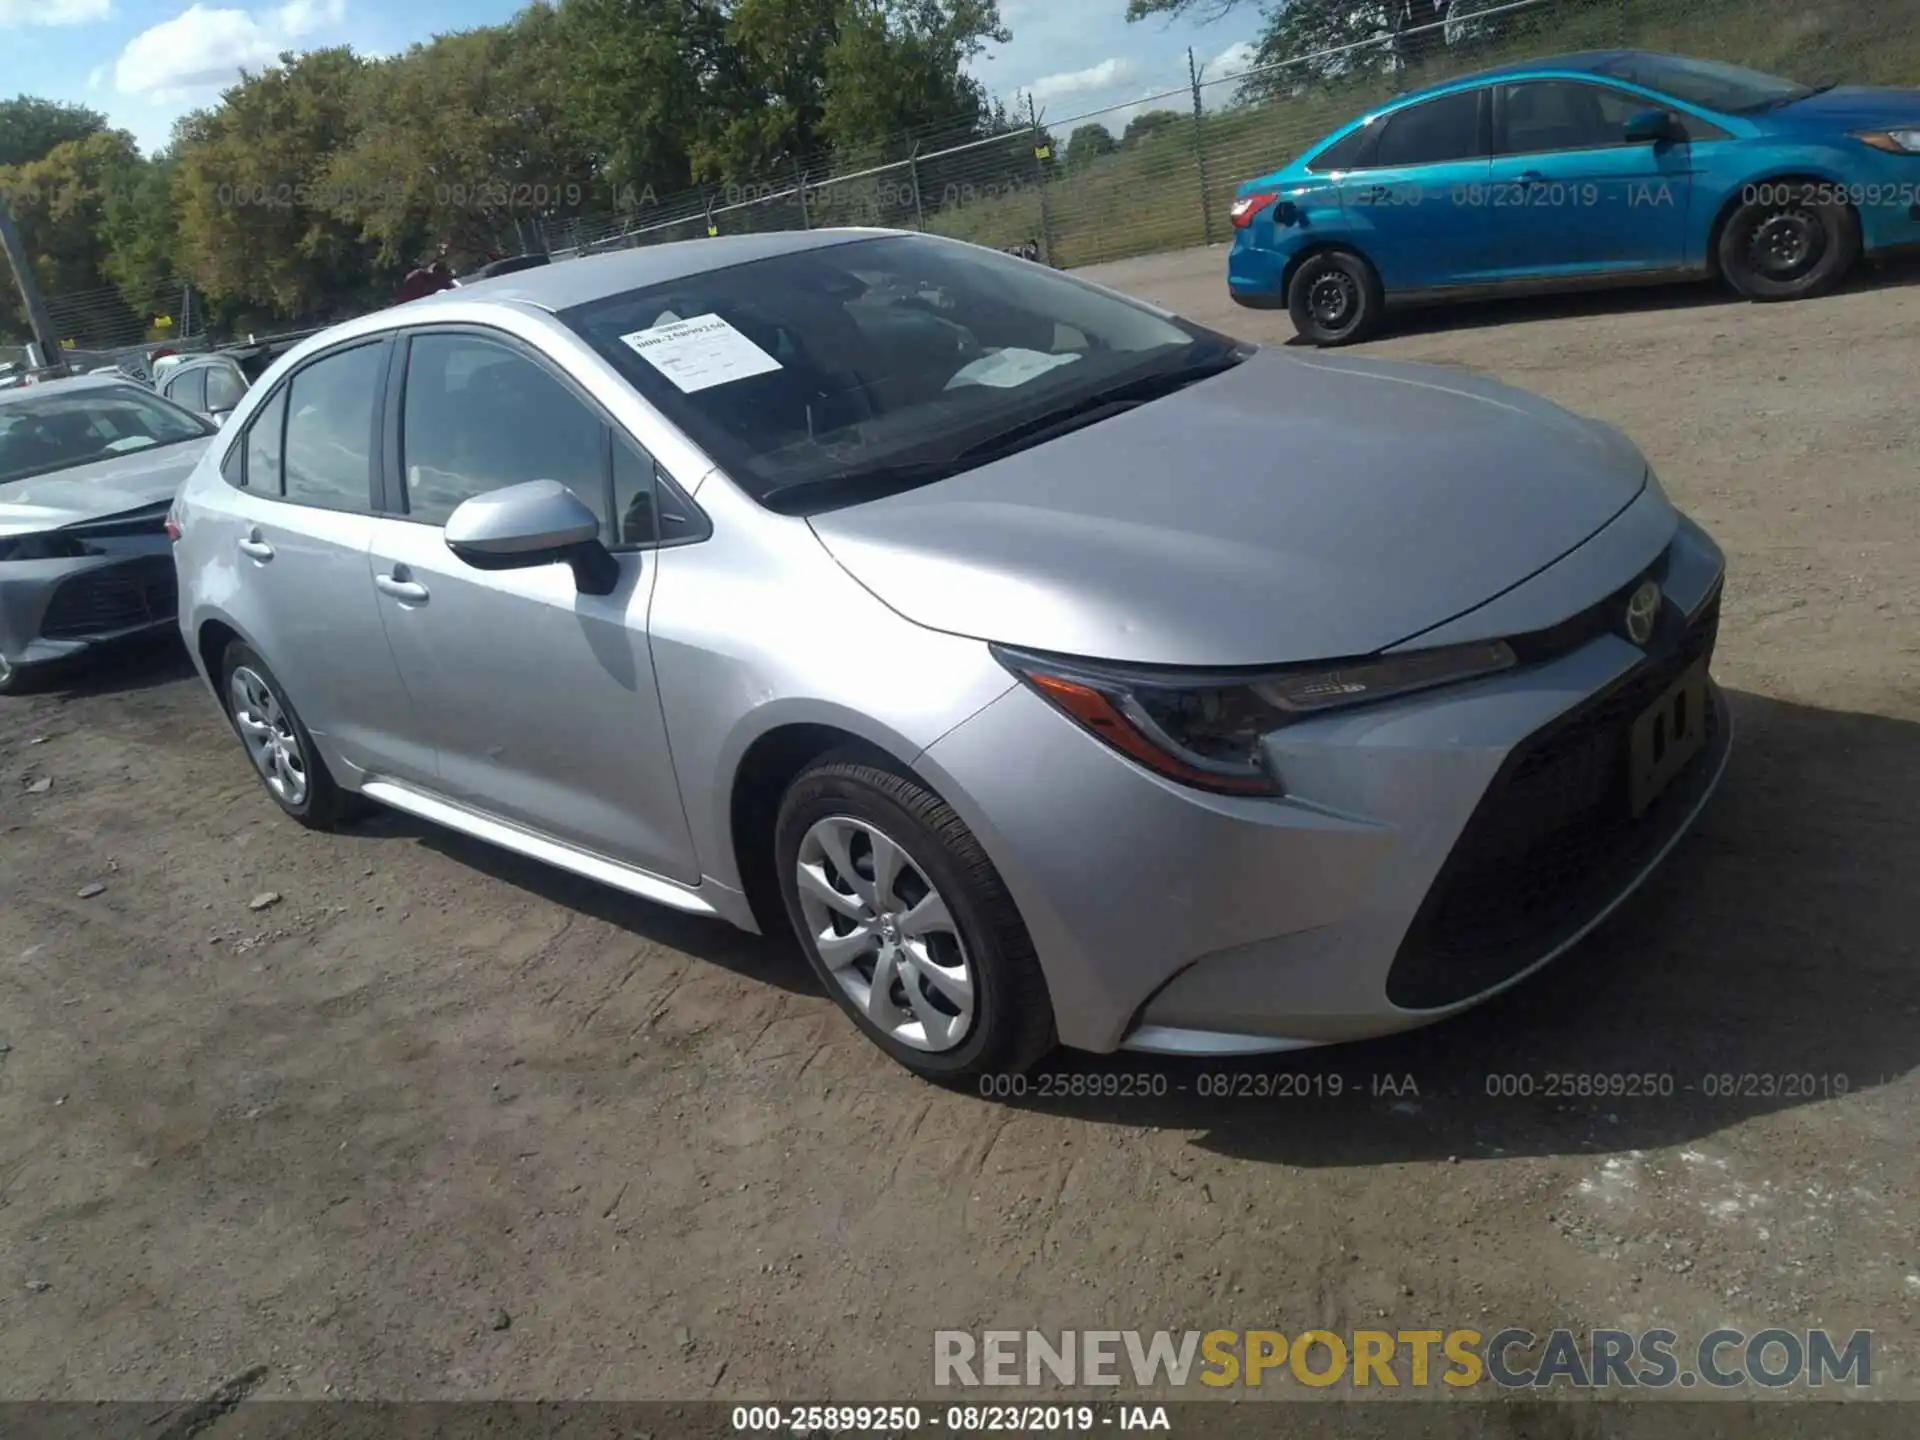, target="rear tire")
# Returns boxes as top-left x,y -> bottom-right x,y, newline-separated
218,641 -> 355,830
774,749 -> 1056,1085
1718,183 -> 1859,301
1287,248 -> 1384,346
